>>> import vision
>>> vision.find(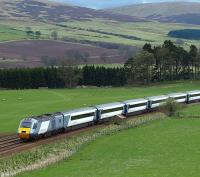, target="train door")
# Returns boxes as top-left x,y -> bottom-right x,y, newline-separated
52,118 -> 56,131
